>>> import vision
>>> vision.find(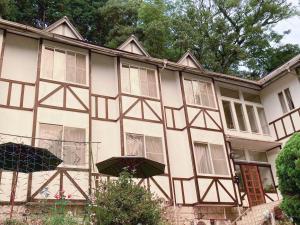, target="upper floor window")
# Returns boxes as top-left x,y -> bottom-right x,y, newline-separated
121,64 -> 158,98
194,142 -> 229,176
220,86 -> 270,135
42,47 -> 87,85
278,88 -> 295,114
125,133 -> 164,164
38,123 -> 86,166
184,79 -> 216,108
